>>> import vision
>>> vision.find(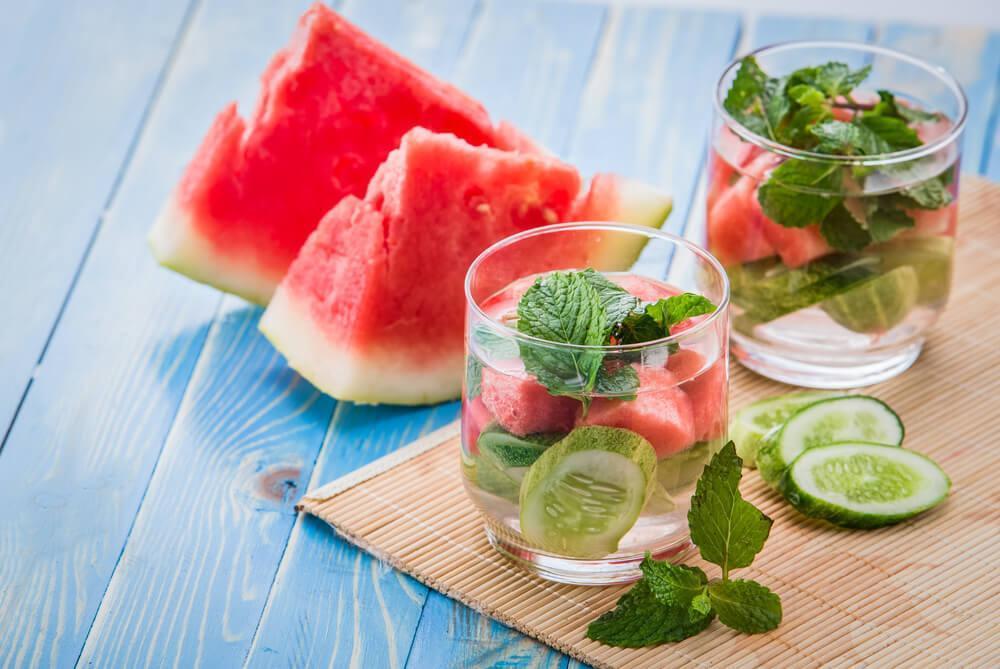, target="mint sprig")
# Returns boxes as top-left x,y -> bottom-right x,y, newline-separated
587,443 -> 782,647
724,56 -> 952,252
515,271 -> 717,404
